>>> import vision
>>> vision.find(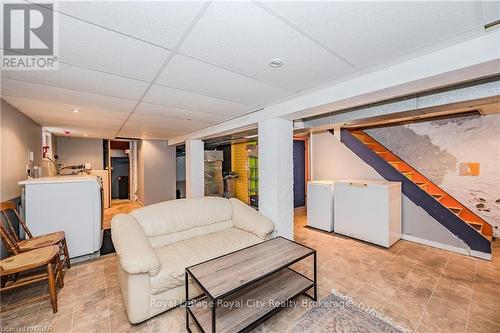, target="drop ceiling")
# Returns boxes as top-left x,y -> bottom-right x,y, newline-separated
1,1 -> 497,140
